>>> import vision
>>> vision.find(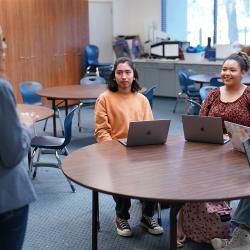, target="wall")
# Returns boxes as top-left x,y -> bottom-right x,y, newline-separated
0,0 -> 89,103
88,0 -> 113,63
88,0 -> 161,62
113,0 -> 161,43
